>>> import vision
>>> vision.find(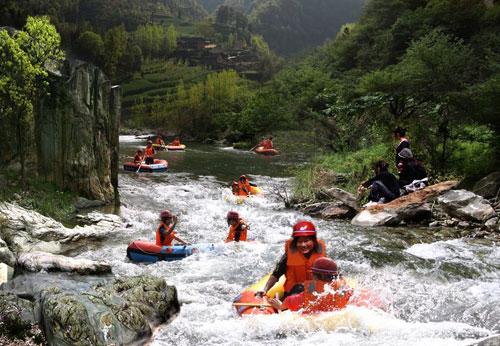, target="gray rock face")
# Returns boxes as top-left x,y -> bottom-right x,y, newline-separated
0,202 -> 123,254
36,59 -> 121,203
317,187 -> 359,210
438,190 -> 496,222
473,171 -> 500,199
1,273 -> 179,346
17,252 -> 111,275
